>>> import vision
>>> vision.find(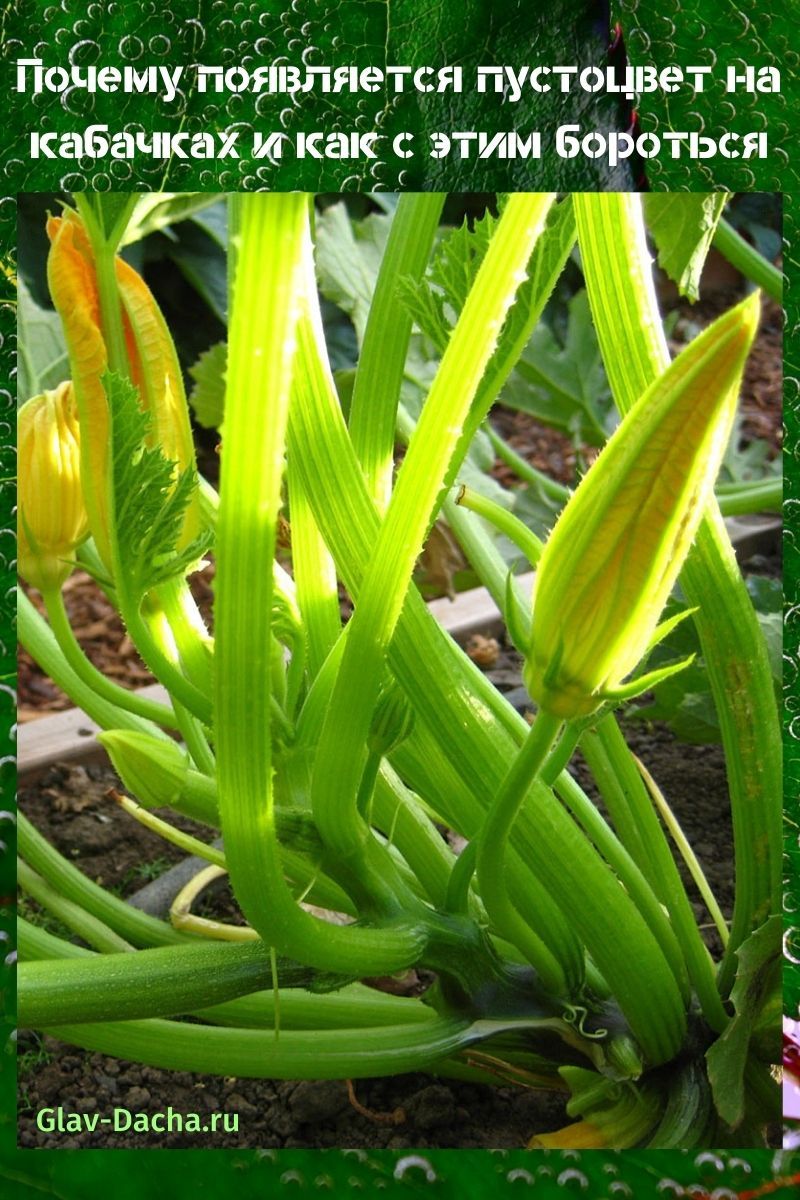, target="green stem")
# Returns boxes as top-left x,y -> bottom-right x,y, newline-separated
43,1015 -> 476,1081
441,488 -> 533,641
476,710 -> 564,972
76,197 -> 214,731
548,776 -> 694,1009
456,484 -> 544,565
286,459 -> 341,679
581,719 -> 729,1031
18,589 -> 172,743
288,198 -> 692,1048
113,795 -> 226,868
174,700 -> 216,775
311,195 -> 557,876
440,460 -> 694,1053
578,726 -> 653,879
355,748 -> 382,825
349,192 -> 445,511
636,758 -> 730,947
140,596 -> 215,772
122,600 -> 212,724
712,217 -> 782,302
371,766 -> 464,912
156,577 -> 214,699
20,915 -> 437,1031
486,424 -> 780,516
540,724 -> 582,786
19,811 -> 194,948
485,425 -> 571,502
71,197 -> 131,381
18,859 -> 133,954
715,476 -> 781,516
94,245 -> 130,377
283,632 -> 306,722
445,840 -> 477,915
41,586 -> 179,729
216,194 -> 426,976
